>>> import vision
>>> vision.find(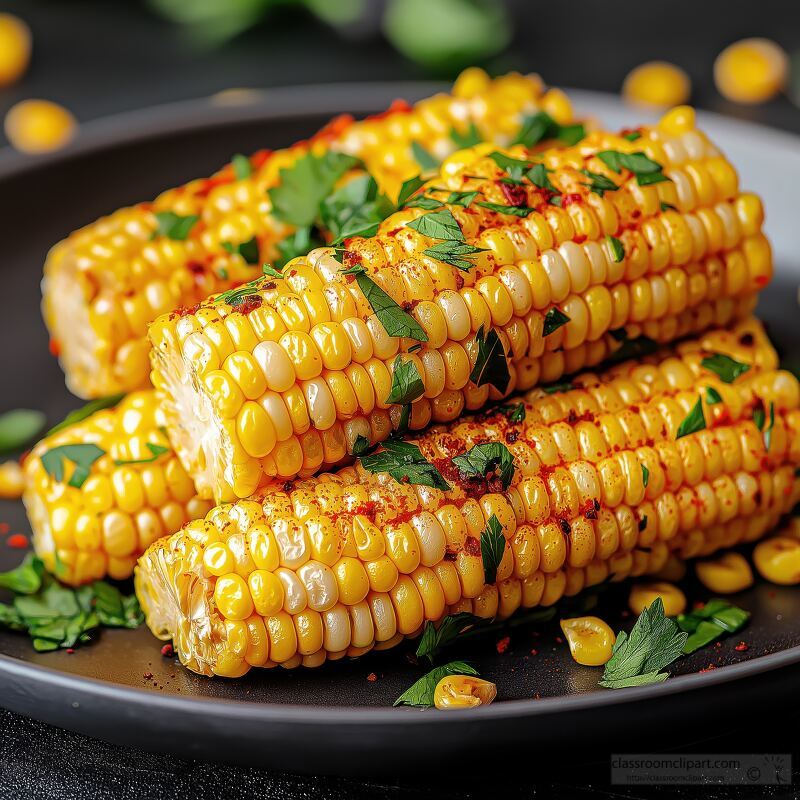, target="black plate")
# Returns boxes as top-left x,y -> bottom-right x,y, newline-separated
1,84 -> 799,776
